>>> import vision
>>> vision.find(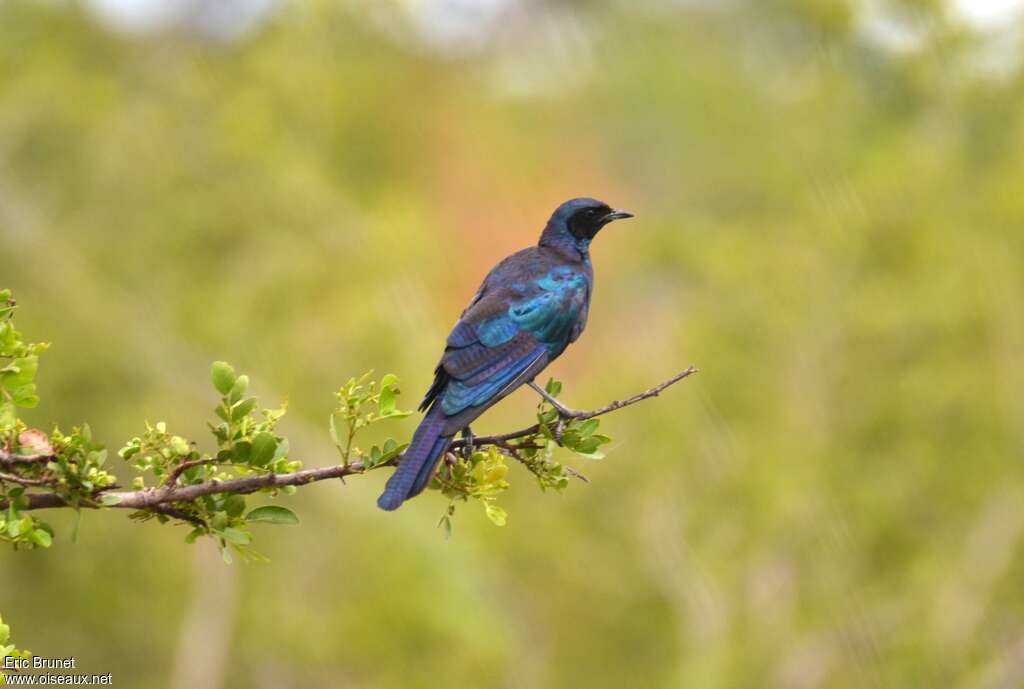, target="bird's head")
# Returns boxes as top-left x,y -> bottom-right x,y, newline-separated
541,197 -> 634,255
